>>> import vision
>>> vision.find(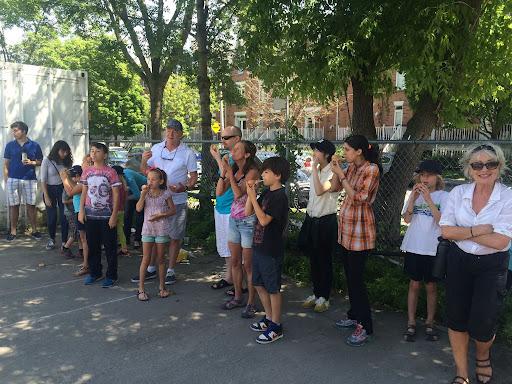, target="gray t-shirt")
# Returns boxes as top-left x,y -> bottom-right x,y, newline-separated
41,157 -> 66,185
